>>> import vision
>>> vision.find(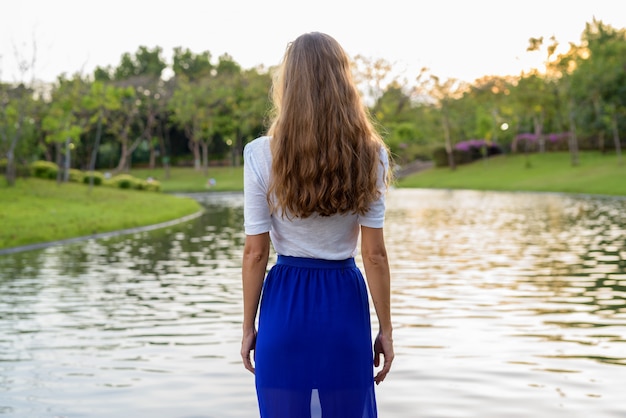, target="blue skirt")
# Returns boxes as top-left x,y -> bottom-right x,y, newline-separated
255,255 -> 377,418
